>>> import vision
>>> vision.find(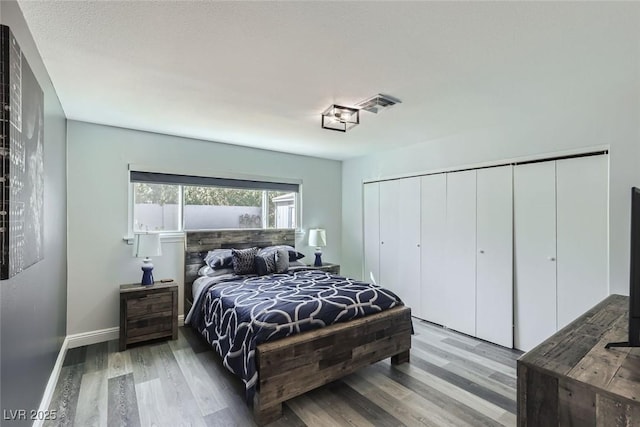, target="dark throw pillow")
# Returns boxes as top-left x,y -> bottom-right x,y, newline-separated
204,249 -> 233,269
232,247 -> 258,275
254,252 -> 277,276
